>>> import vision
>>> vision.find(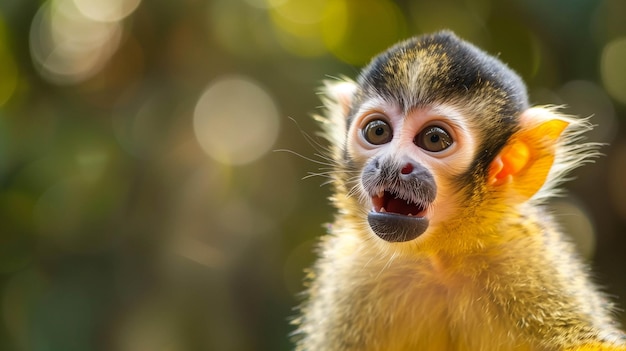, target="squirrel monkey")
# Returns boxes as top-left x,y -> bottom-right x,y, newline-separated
292,31 -> 626,351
